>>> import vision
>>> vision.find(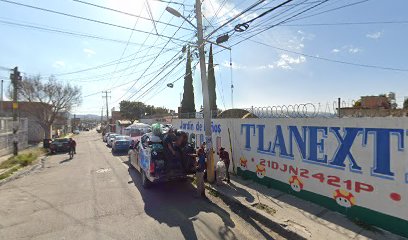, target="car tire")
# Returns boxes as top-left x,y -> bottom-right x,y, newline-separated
141,171 -> 151,189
